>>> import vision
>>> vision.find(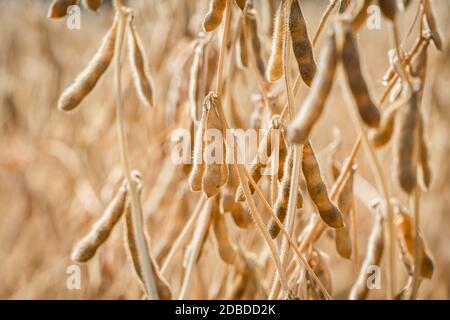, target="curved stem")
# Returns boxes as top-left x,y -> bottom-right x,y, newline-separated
113,0 -> 158,300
